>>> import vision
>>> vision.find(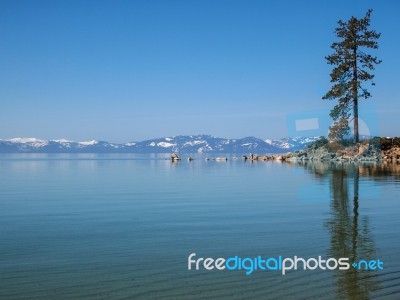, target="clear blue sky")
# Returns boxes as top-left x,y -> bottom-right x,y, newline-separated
0,0 -> 399,142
